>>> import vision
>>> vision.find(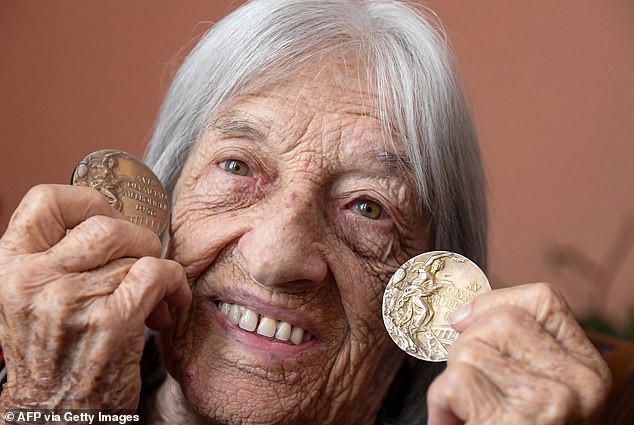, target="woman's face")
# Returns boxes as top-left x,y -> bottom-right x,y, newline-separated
164,57 -> 431,424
